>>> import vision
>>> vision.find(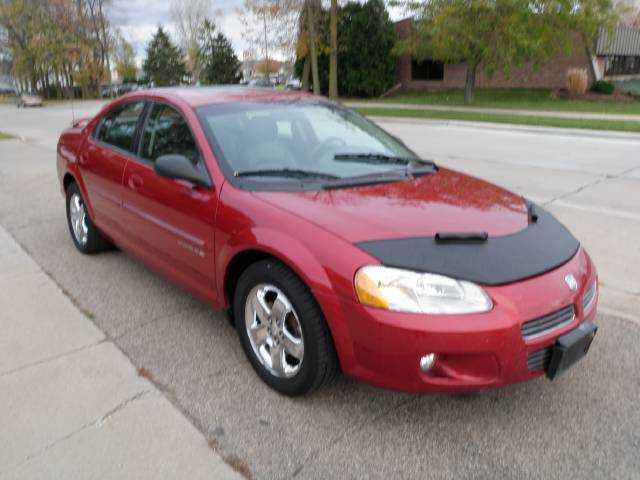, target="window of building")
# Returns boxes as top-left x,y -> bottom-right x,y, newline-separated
604,55 -> 640,76
411,59 -> 444,81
